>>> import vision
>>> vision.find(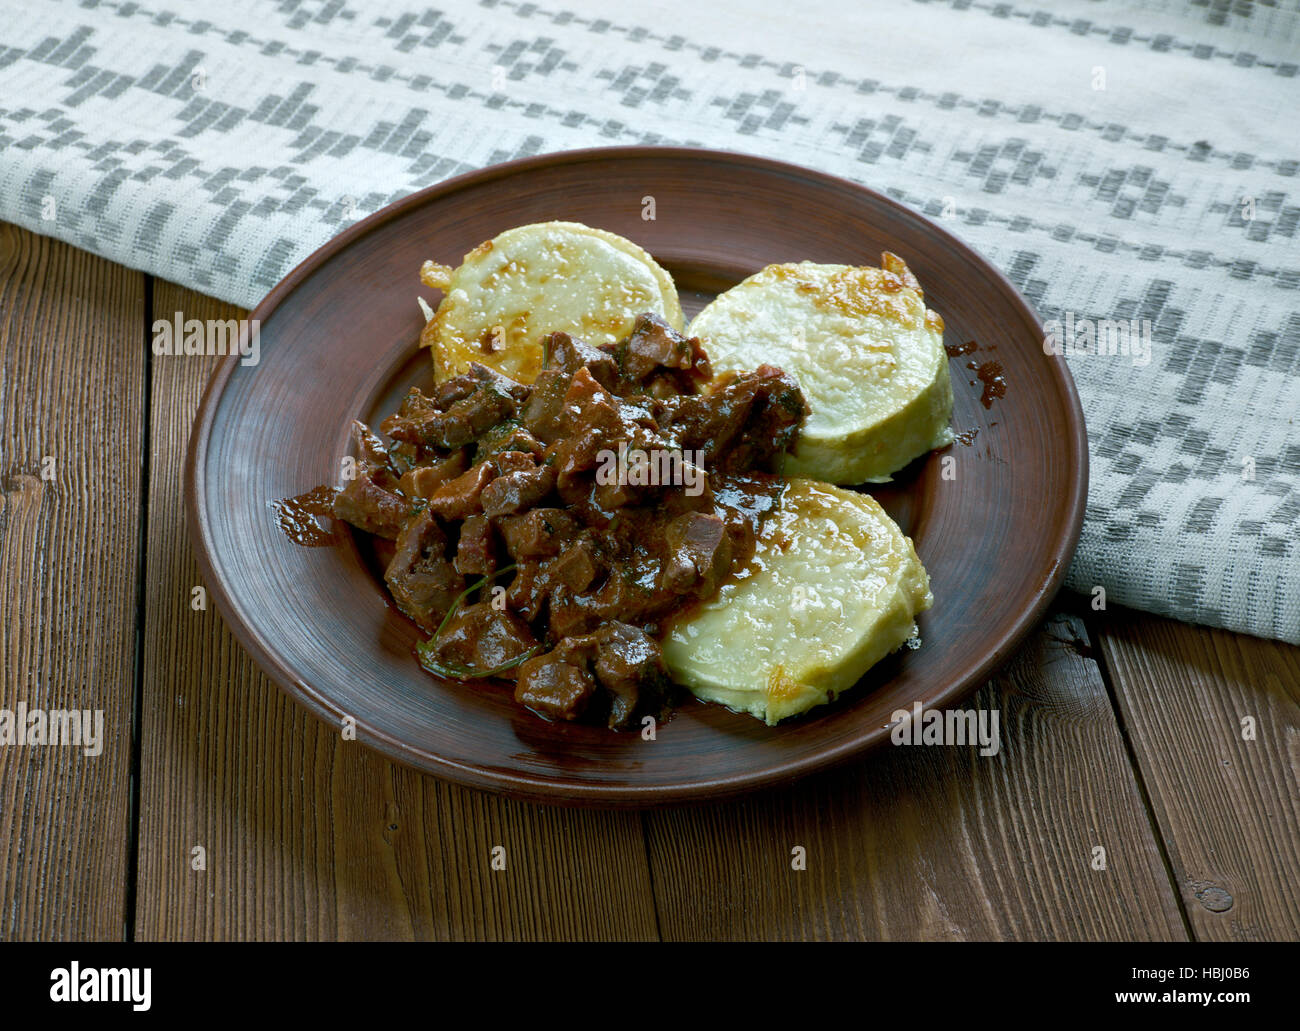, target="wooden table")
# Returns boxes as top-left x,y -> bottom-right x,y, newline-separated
2,221 -> 1297,942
